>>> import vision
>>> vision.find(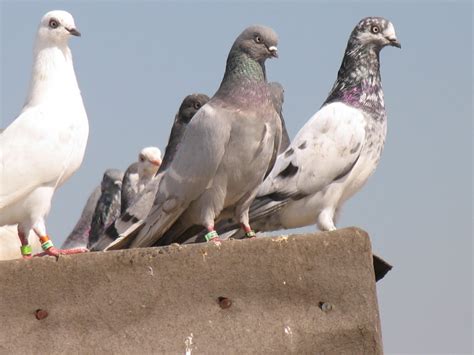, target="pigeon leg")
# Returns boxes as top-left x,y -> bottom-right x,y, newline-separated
203,224 -> 221,245
316,209 -> 336,231
32,226 -> 88,257
241,223 -> 256,239
236,208 -> 256,239
18,227 -> 33,259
